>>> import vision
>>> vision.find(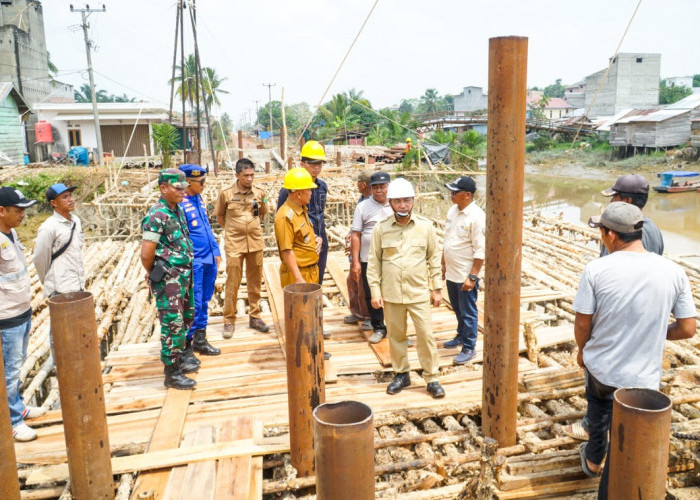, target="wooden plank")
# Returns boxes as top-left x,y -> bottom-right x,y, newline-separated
180,426 -> 216,500
130,375 -> 198,500
249,421 -> 264,500
262,260 -> 286,357
161,431 -> 197,500
27,437 -> 290,486
214,418 -> 248,499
